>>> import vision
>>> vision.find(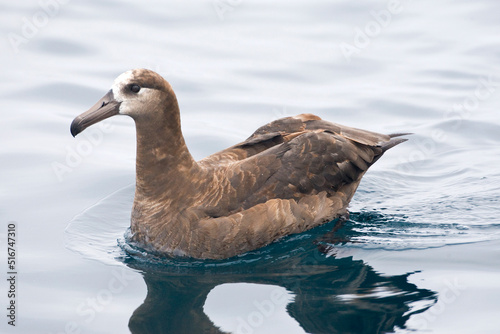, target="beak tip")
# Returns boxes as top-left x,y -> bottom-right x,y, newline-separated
70,120 -> 80,137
